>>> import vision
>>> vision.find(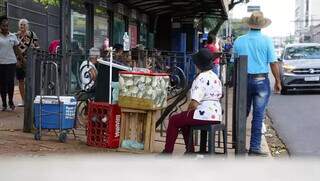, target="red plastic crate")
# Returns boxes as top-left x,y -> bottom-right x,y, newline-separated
87,102 -> 121,149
